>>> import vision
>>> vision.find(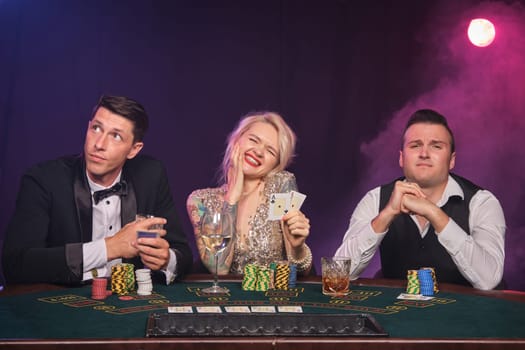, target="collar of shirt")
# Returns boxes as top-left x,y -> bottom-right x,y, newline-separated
87,171 -> 123,194
436,175 -> 464,208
